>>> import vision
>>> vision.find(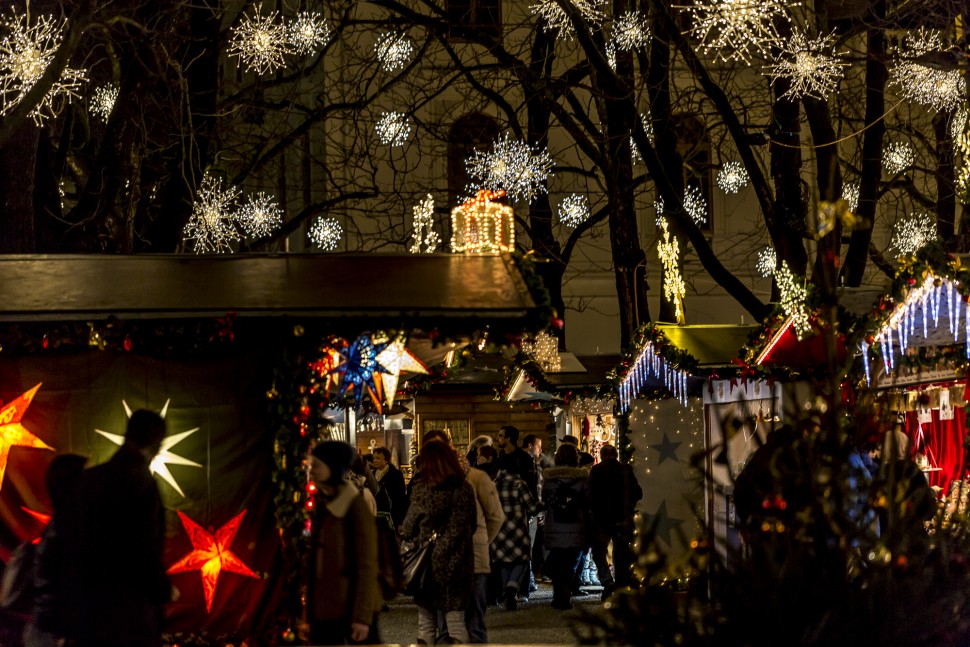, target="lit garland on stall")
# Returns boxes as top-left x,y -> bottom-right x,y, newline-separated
450,189 -> 515,253
530,0 -> 607,39
683,184 -> 707,225
227,7 -> 290,75
756,246 -> 776,277
558,193 -> 590,227
307,216 -> 343,251
287,11 -> 332,57
0,12 -> 86,125
375,31 -> 414,72
522,331 -> 561,372
236,192 -> 283,238
465,133 -> 553,204
842,181 -> 859,212
677,0 -> 792,64
716,161 -> 749,193
775,261 -> 811,339
657,217 -> 686,323
611,11 -> 651,51
618,340 -> 691,412
766,30 -> 847,100
883,141 -> 915,175
408,194 -> 439,253
890,29 -> 962,113
182,173 -> 241,254
375,110 -> 411,146
892,212 -> 937,257
89,82 -> 118,122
